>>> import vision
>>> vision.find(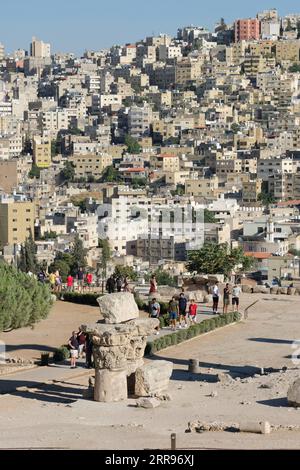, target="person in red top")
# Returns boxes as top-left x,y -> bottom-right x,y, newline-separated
188,299 -> 198,325
149,275 -> 157,295
67,274 -> 74,292
86,273 -> 93,291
